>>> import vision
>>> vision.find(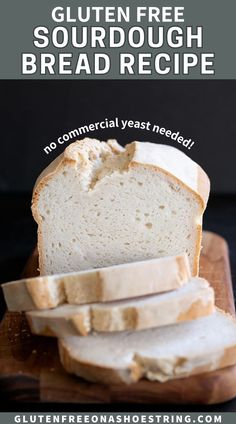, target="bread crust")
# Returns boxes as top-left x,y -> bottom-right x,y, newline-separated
26,278 -> 64,309
3,255 -> 191,311
26,278 -> 214,337
177,299 -> 214,322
